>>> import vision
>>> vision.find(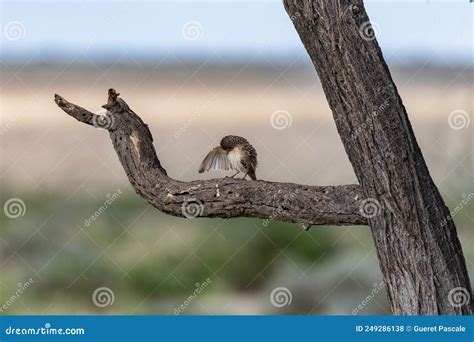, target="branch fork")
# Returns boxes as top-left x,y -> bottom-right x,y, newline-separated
55,89 -> 366,228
